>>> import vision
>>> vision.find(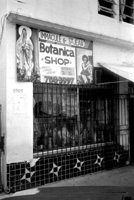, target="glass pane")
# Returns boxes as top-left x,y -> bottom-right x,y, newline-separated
98,0 -> 115,17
